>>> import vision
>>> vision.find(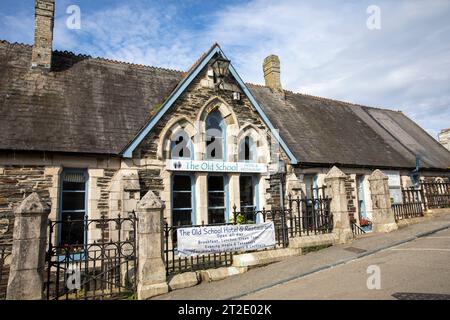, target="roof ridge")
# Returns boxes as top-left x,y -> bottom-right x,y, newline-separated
0,39 -> 32,48
0,40 -> 185,74
246,81 -> 401,113
53,49 -> 185,74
